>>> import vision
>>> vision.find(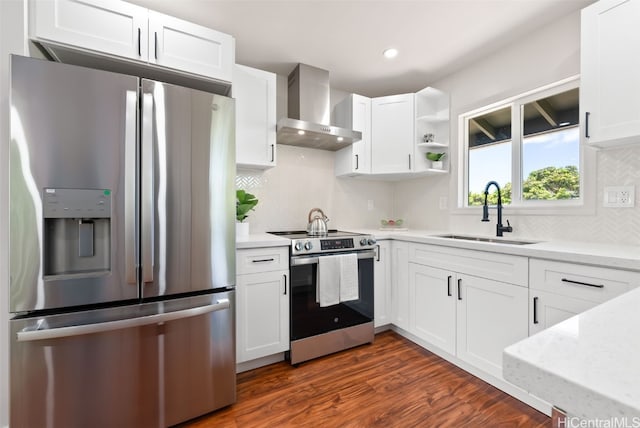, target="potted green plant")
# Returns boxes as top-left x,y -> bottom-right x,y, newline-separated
426,152 -> 446,170
236,189 -> 259,237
